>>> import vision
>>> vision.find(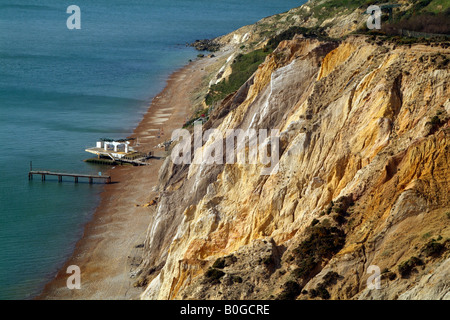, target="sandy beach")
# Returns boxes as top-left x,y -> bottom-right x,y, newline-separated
38,55 -> 217,300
